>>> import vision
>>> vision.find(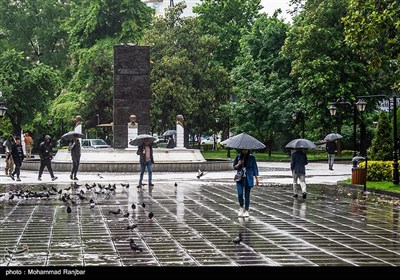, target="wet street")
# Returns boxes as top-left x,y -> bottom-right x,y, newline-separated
1,165 -> 399,267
